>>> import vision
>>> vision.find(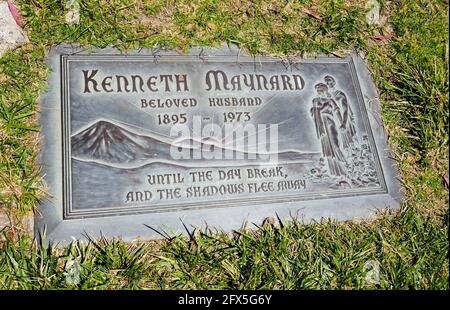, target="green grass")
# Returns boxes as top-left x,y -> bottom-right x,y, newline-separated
1,206 -> 448,289
0,0 -> 448,289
